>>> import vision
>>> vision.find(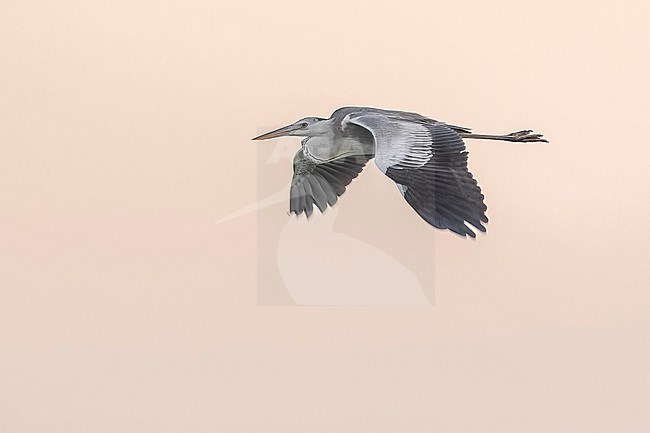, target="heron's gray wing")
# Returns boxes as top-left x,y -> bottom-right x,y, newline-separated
349,114 -> 487,237
290,148 -> 372,217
